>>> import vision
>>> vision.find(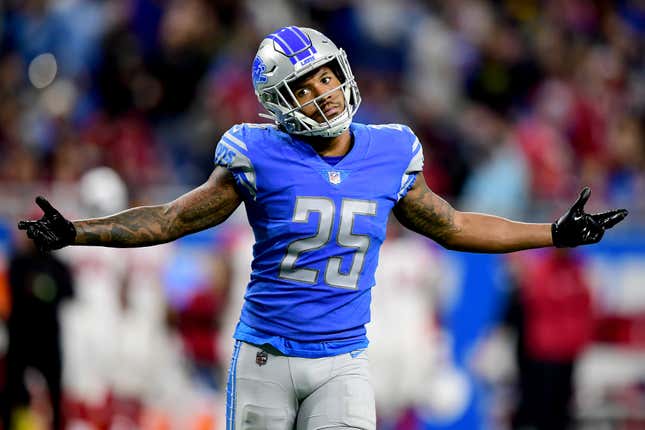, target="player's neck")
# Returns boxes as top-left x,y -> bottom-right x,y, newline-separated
304,130 -> 353,157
